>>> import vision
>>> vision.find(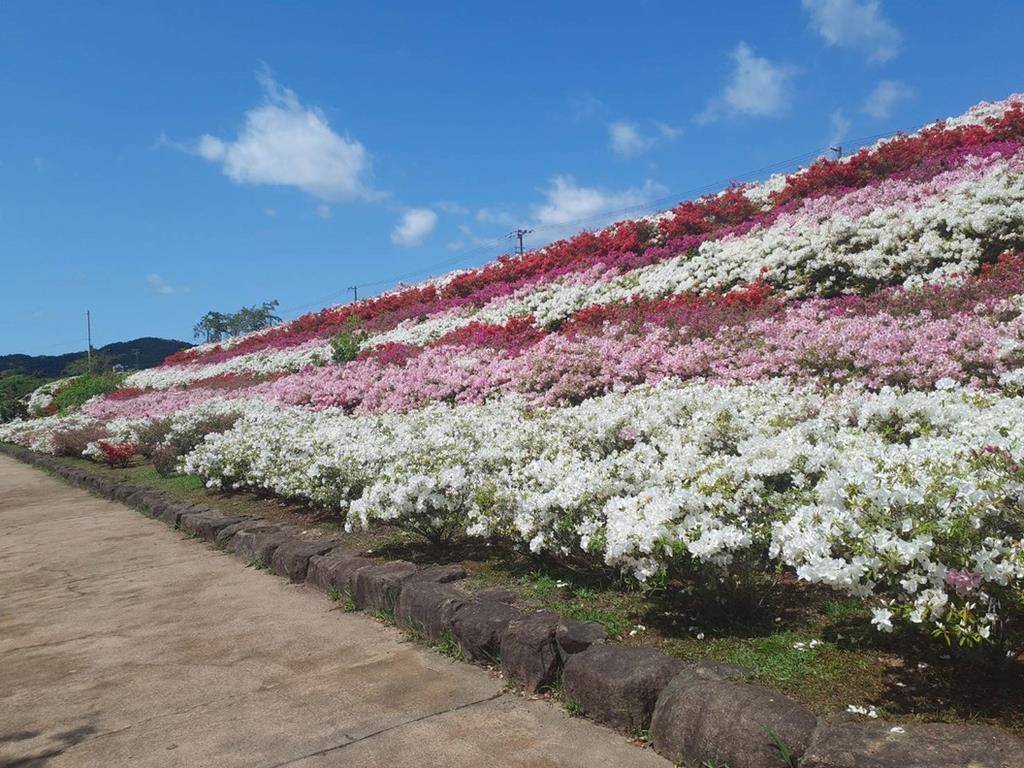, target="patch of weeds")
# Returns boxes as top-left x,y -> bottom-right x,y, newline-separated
372,608 -> 395,625
249,558 -> 269,571
629,726 -> 651,744
433,631 -> 464,662
524,571 -> 560,596
127,466 -> 205,494
326,587 -> 342,603
477,647 -> 502,667
764,725 -> 797,768
403,623 -> 427,645
563,696 -> 583,717
726,631 -> 820,682
821,598 -> 867,621
343,590 -> 357,612
557,603 -> 631,639
503,675 -> 520,691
